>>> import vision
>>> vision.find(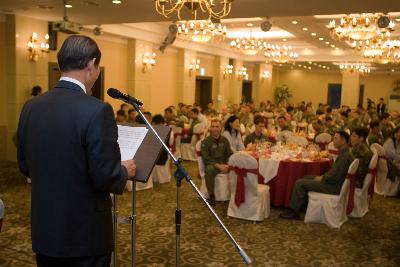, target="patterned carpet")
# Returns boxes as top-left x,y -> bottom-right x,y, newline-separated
0,160 -> 400,267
